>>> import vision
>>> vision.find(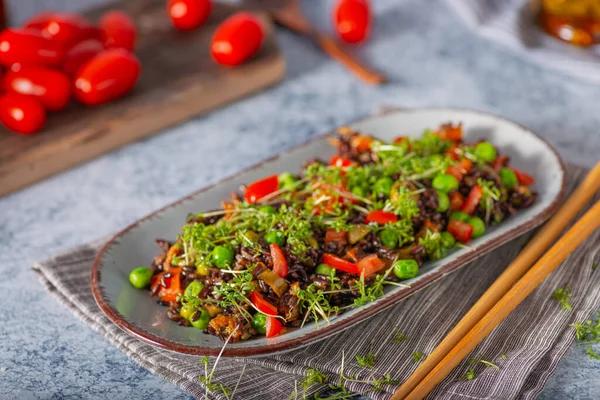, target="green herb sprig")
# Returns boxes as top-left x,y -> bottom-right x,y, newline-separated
571,311 -> 600,360
551,286 -> 573,311
355,352 -> 376,368
460,356 -> 499,381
